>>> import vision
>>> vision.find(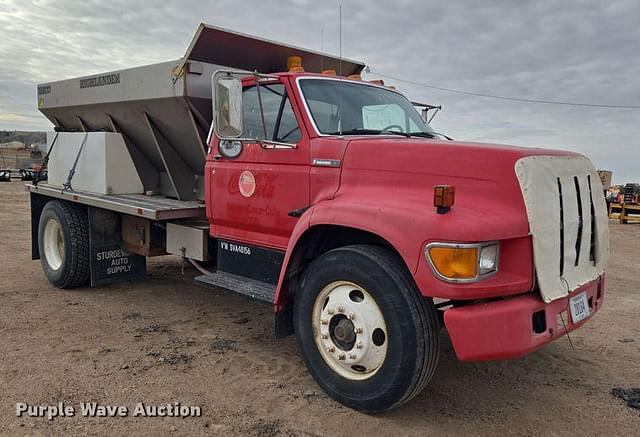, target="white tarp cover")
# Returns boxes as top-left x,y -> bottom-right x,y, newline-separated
515,155 -> 609,303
